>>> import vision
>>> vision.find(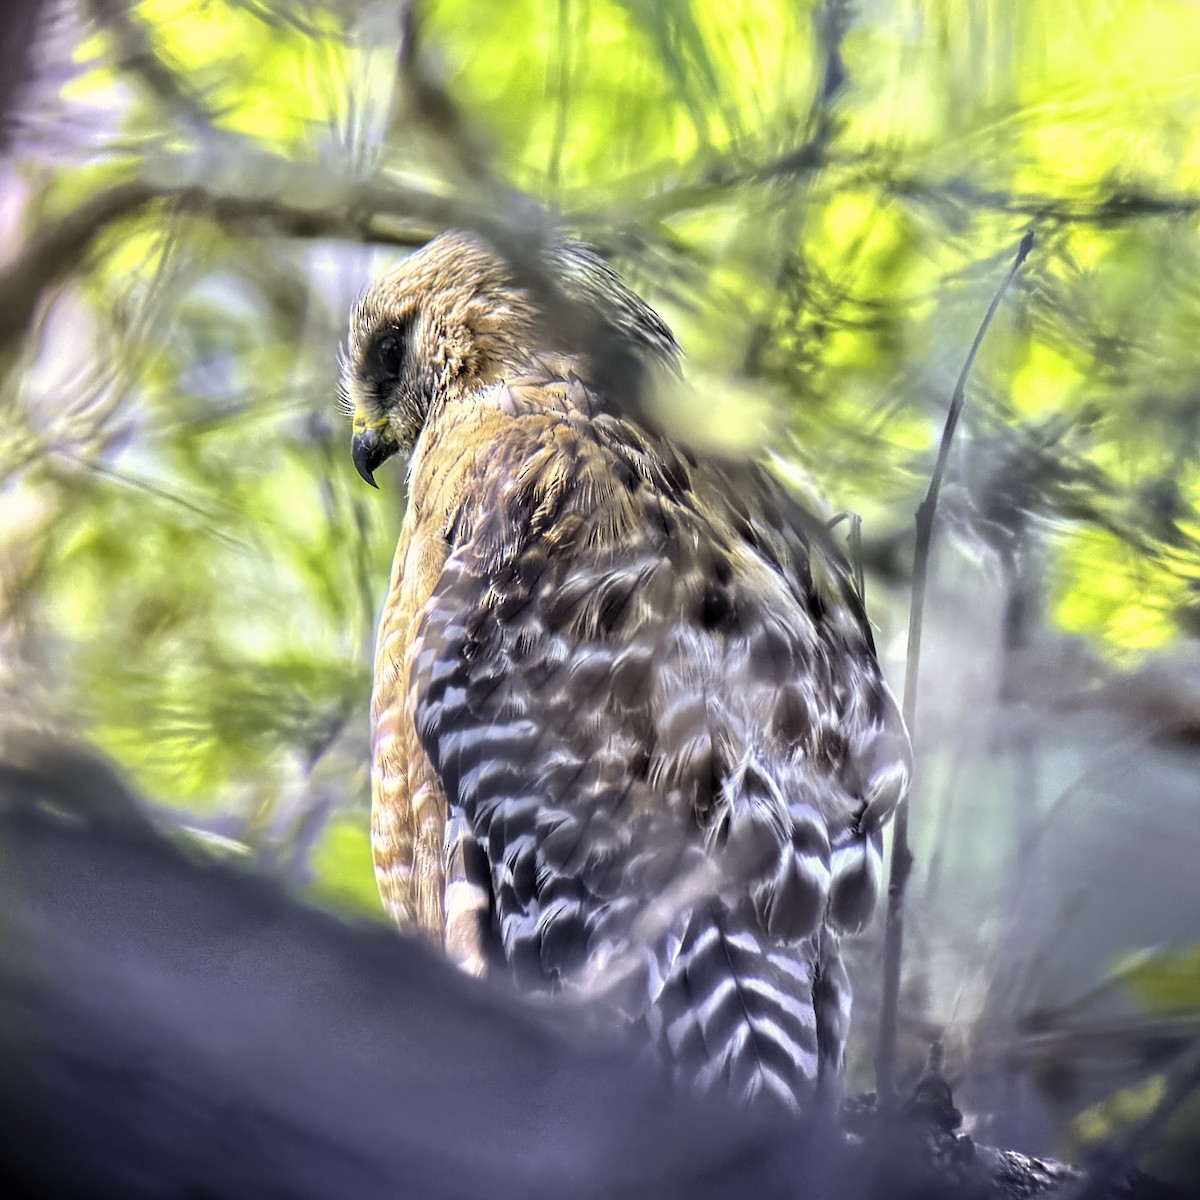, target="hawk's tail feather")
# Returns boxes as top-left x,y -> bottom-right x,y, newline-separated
647,901 -> 822,1111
